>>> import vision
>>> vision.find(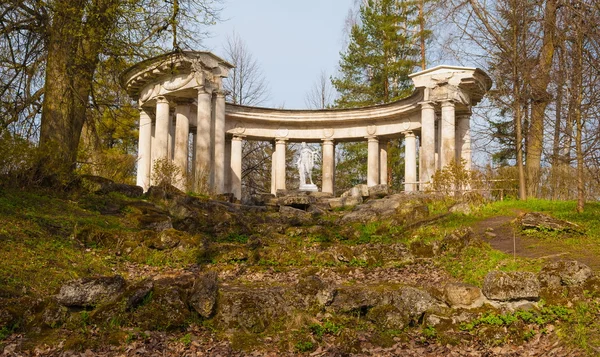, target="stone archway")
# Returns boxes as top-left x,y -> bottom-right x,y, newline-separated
122,51 -> 492,199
